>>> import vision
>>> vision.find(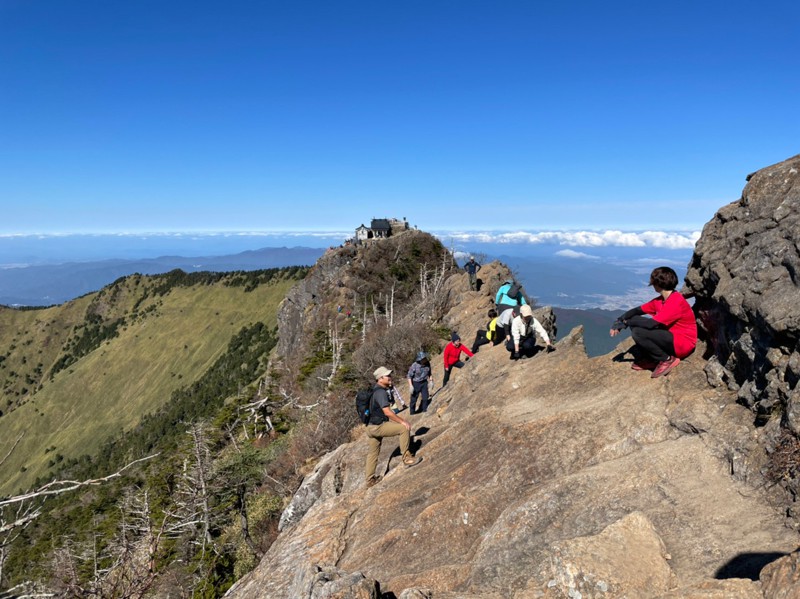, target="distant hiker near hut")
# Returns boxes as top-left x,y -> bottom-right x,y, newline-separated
363,367 -> 421,488
442,332 -> 474,387
464,256 -> 481,291
508,304 -> 552,360
610,266 -> 697,378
